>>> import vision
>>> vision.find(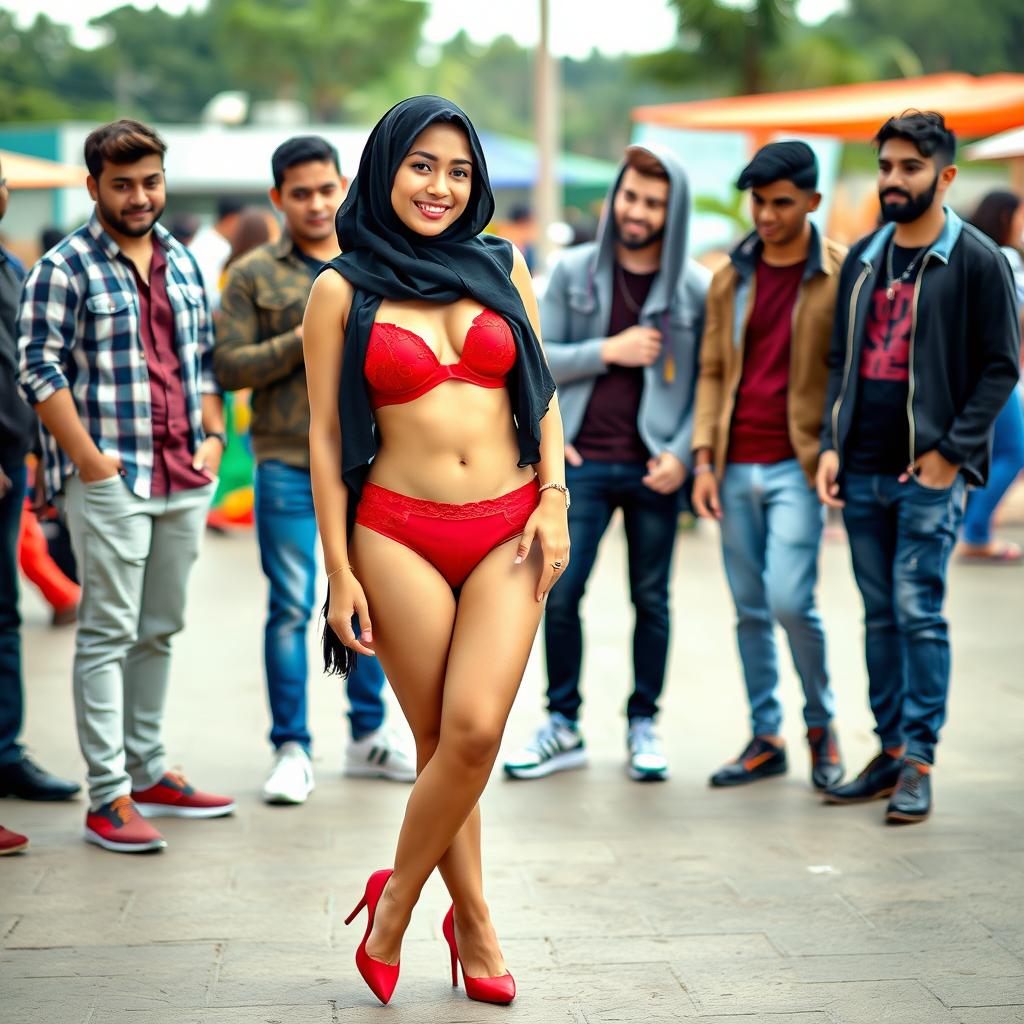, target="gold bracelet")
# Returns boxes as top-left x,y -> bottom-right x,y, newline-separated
326,565 -> 352,580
